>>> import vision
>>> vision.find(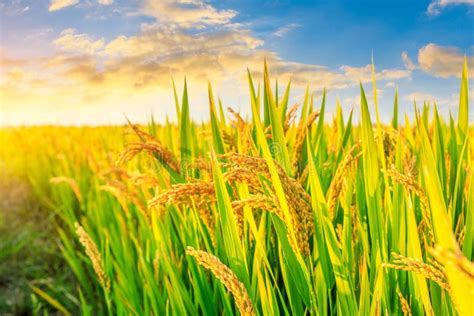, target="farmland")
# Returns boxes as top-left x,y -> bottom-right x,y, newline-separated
0,62 -> 472,315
